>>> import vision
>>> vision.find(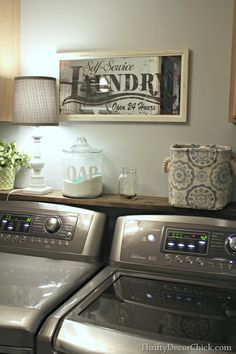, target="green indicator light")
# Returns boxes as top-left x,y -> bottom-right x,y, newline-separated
200,235 -> 208,241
